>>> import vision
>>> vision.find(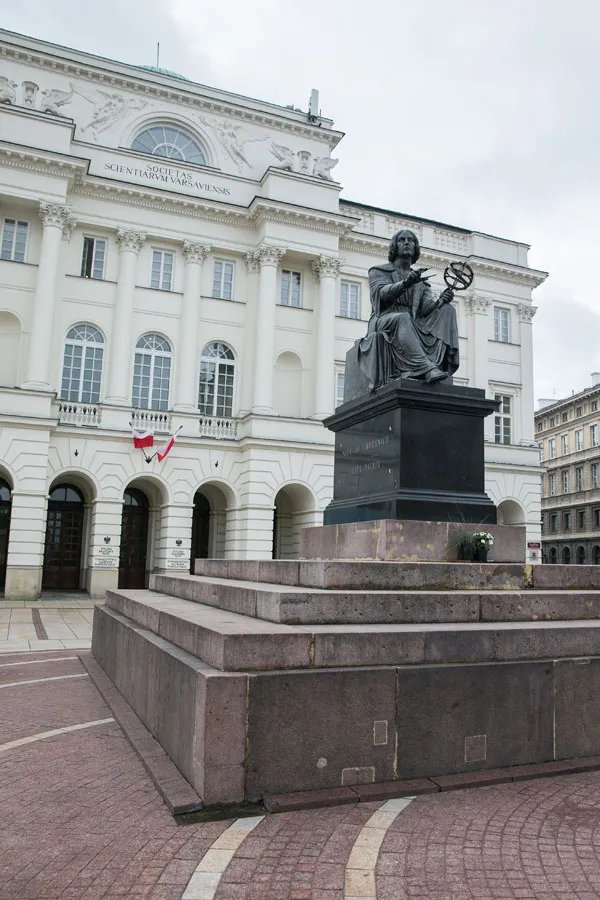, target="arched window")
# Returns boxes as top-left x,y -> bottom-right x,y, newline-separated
549,547 -> 557,564
61,324 -> 104,403
131,124 -> 207,165
577,546 -> 586,565
594,546 -> 600,565
132,334 -> 172,411
198,342 -> 235,417
562,547 -> 571,565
